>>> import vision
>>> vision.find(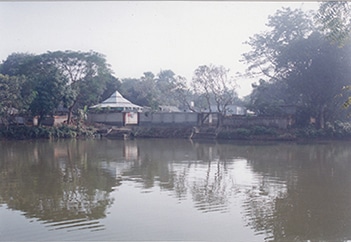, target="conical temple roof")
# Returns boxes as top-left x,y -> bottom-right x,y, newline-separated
90,91 -> 142,111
